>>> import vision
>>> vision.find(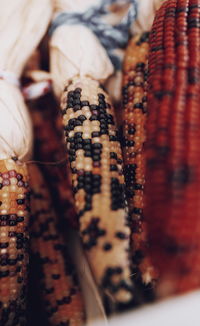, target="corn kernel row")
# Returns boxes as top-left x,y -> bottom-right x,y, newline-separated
122,33 -> 157,287
60,76 -> 133,304
29,95 -> 77,228
0,158 -> 30,326
146,0 -> 200,296
29,164 -> 85,326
